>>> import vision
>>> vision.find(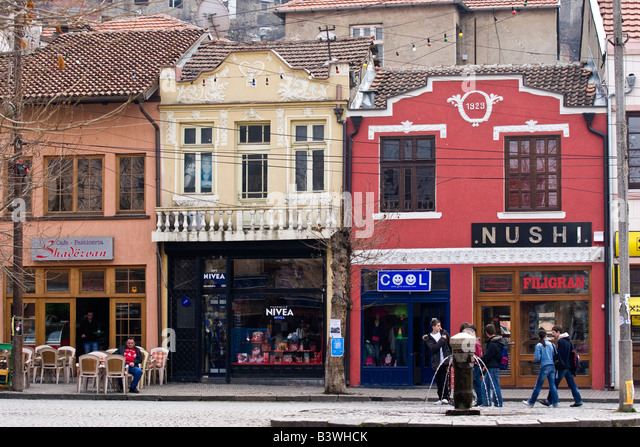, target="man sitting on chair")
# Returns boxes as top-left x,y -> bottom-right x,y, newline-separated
114,337 -> 143,393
